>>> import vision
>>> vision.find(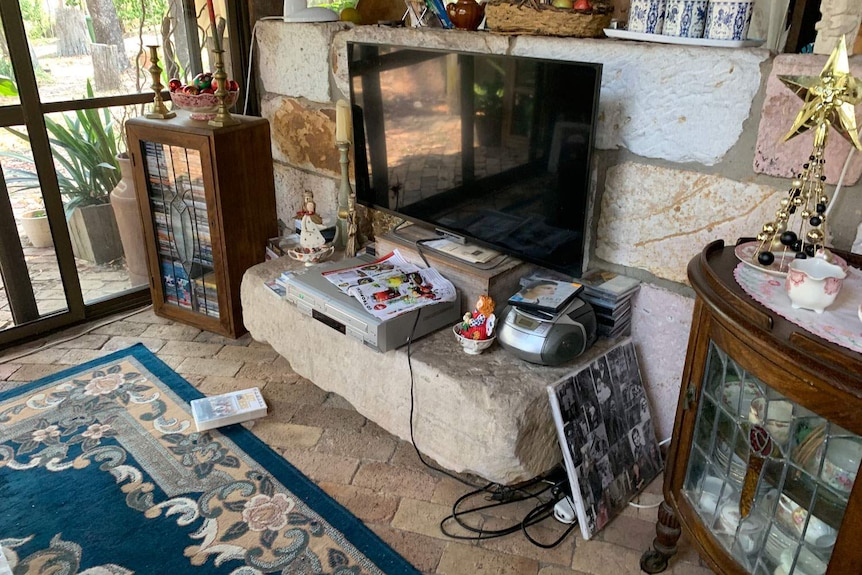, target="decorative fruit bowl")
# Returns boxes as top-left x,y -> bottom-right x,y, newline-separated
170,90 -> 239,121
287,244 -> 335,266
